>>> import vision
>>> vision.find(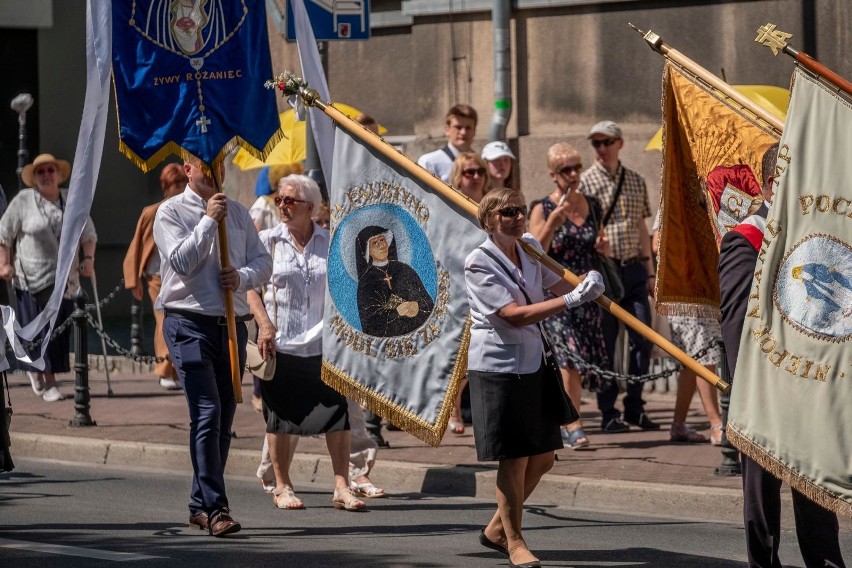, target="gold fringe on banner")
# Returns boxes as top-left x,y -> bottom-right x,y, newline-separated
321,318 -> 472,448
117,130 -> 286,175
113,80 -> 286,174
727,424 -> 852,519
